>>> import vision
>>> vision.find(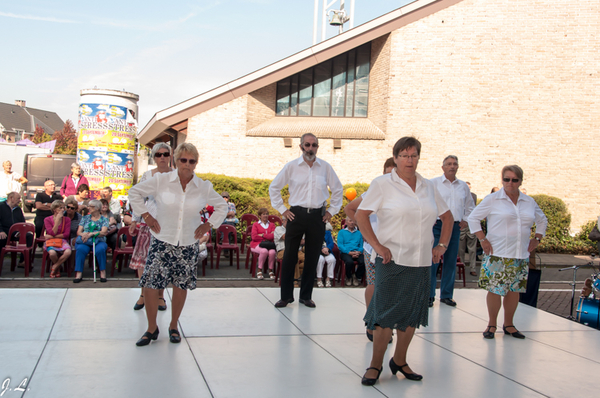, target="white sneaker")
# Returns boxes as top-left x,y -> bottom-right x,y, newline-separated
269,271 -> 275,279
257,271 -> 264,280
325,278 -> 332,288
317,280 -> 324,288
352,275 -> 359,287
345,278 -> 352,286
